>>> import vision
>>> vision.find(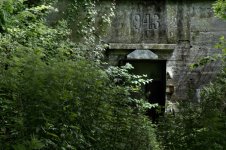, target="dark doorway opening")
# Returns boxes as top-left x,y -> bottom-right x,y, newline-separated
121,59 -> 166,122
